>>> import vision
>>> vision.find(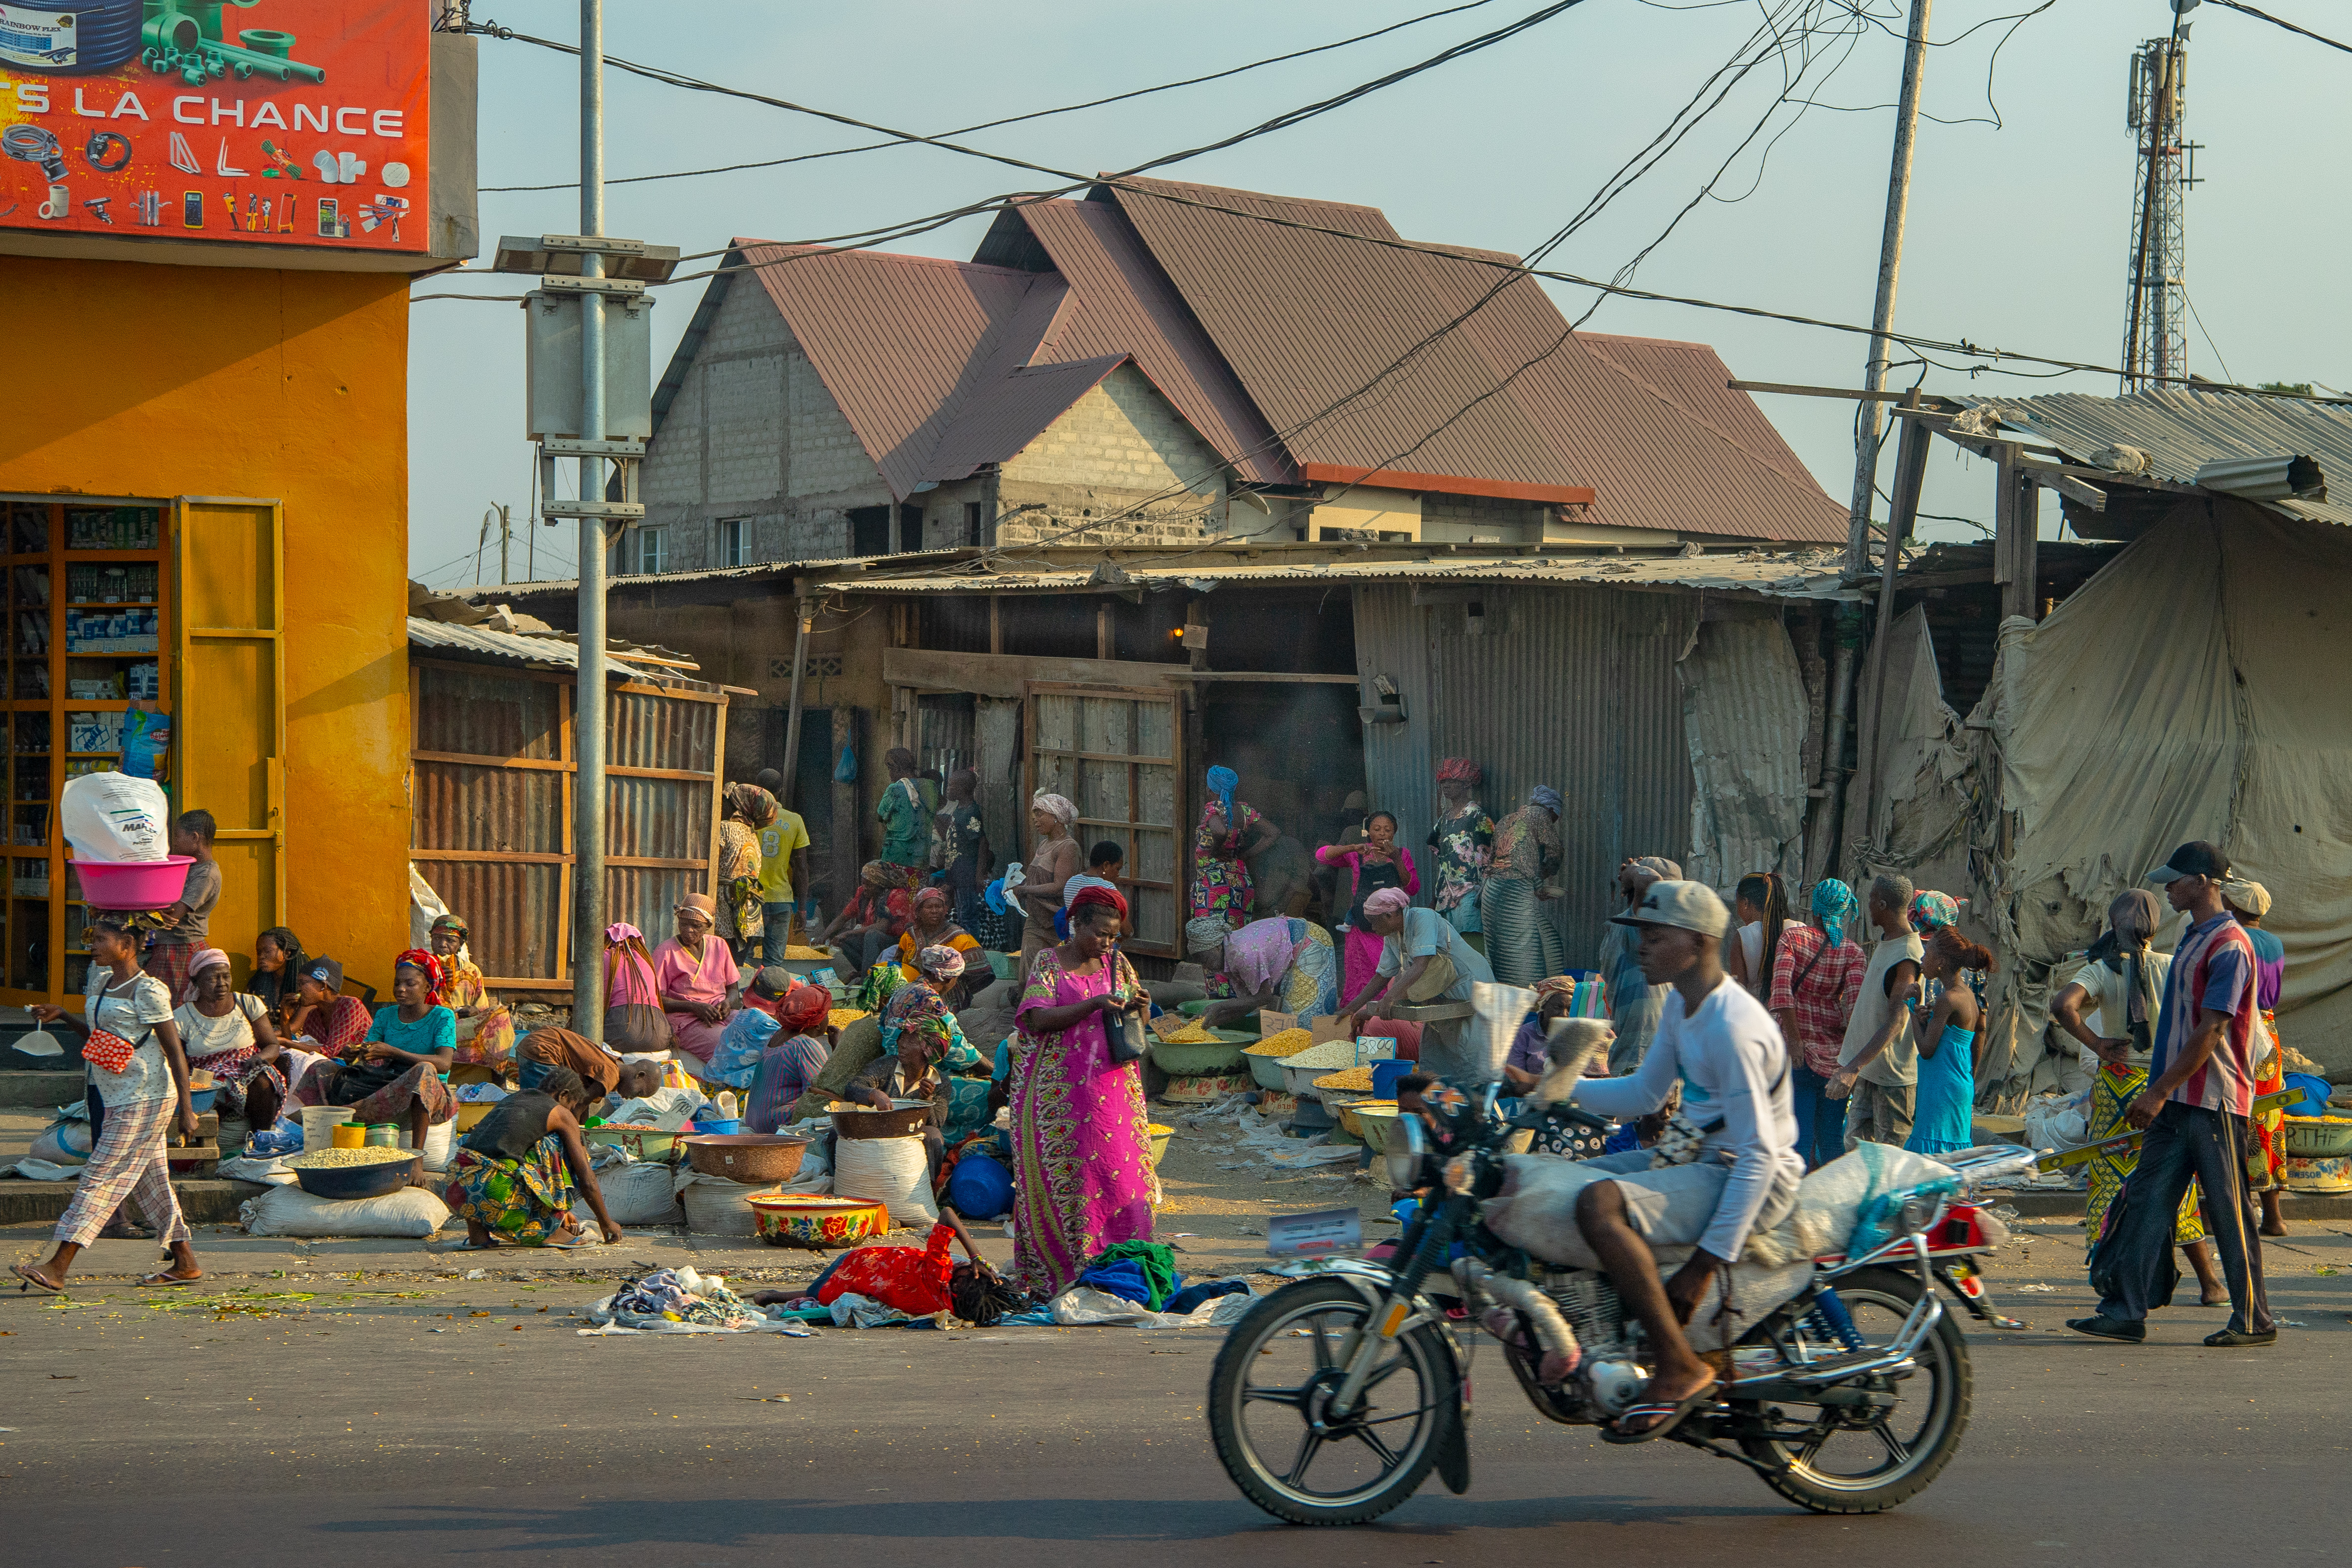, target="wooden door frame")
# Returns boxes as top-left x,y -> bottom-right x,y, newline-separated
1021,681 -> 1183,958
